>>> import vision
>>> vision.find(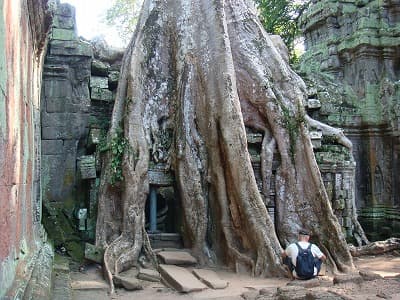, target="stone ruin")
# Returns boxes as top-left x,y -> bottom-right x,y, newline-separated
299,0 -> 400,240
2,0 -> 400,297
39,1 -> 371,262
